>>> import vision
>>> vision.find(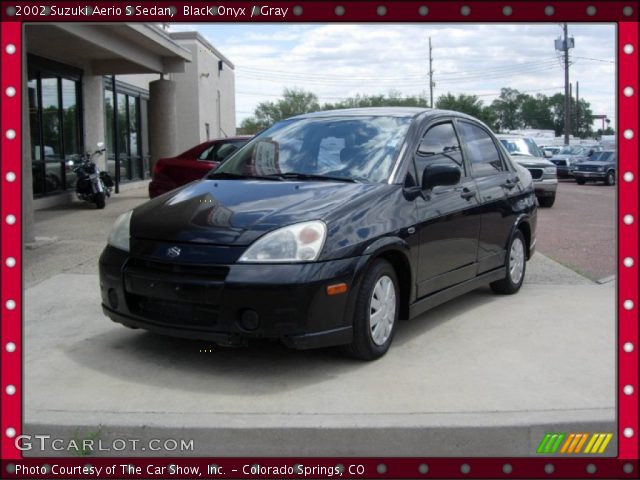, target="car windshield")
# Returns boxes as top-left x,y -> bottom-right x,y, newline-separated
589,151 -> 615,162
499,138 -> 544,157
559,145 -> 584,155
211,115 -> 413,183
